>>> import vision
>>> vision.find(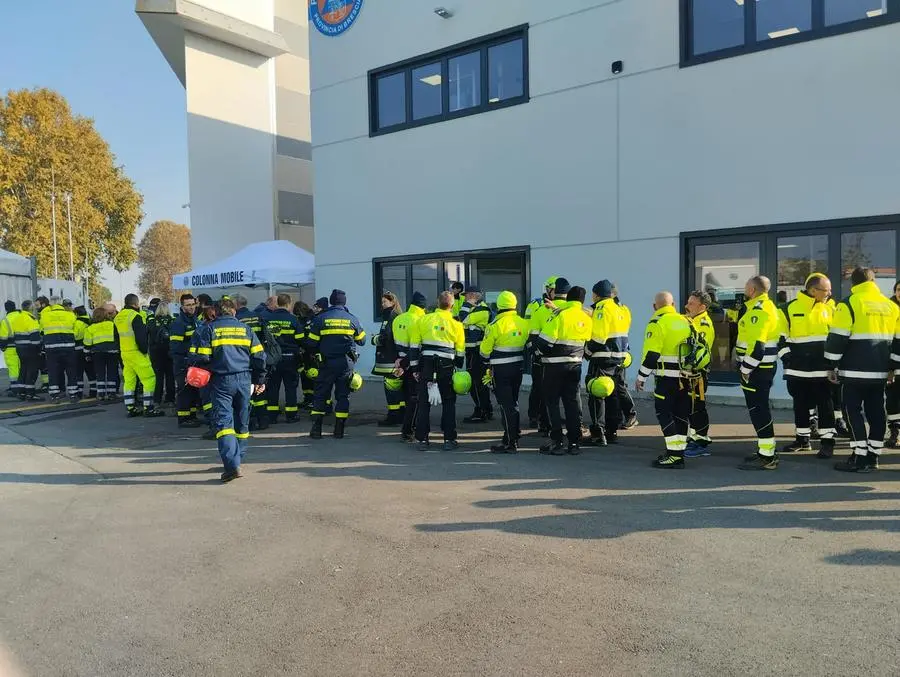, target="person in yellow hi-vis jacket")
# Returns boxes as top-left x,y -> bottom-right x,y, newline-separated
480,291 -> 530,453
635,292 -> 694,468
1,301 -> 21,396
735,276 -> 780,470
825,267 -> 900,473
113,294 -> 164,418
